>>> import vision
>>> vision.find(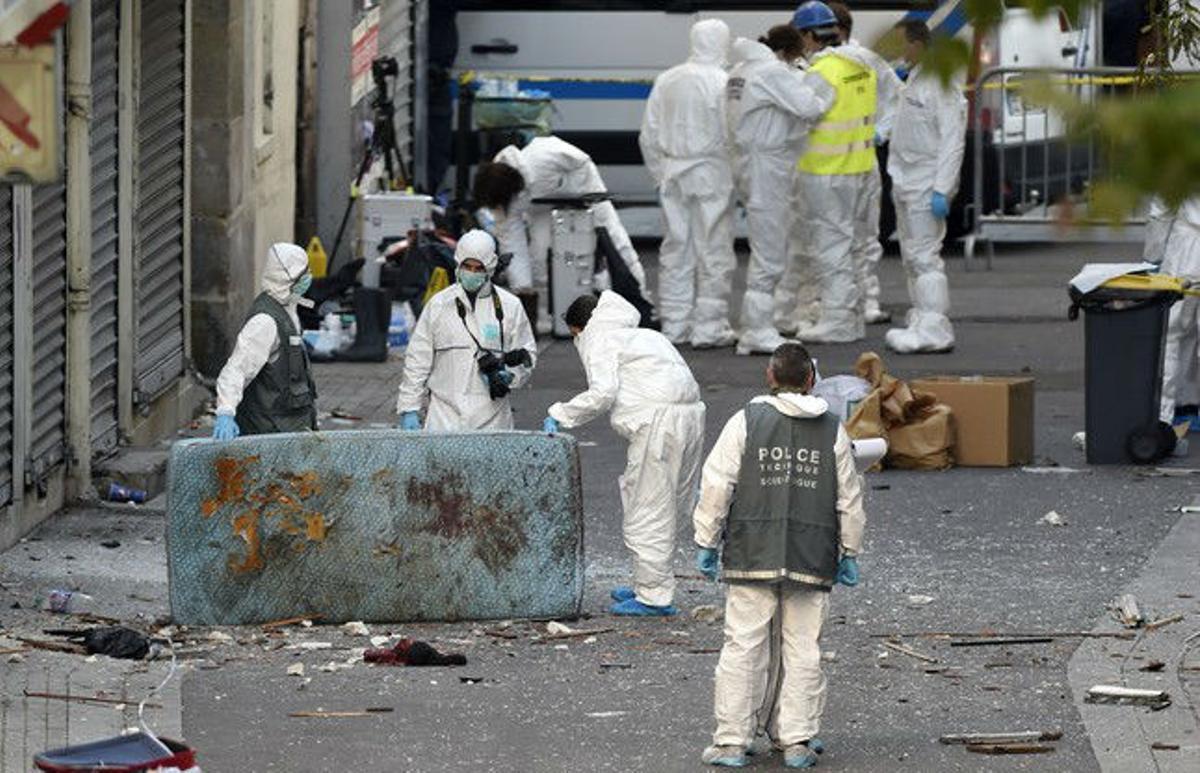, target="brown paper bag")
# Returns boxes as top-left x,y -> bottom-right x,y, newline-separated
845,352 -> 956,470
